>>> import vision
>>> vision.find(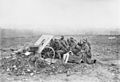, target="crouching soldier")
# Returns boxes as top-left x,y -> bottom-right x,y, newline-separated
57,36 -> 69,59
51,37 -> 69,59
81,39 -> 96,64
